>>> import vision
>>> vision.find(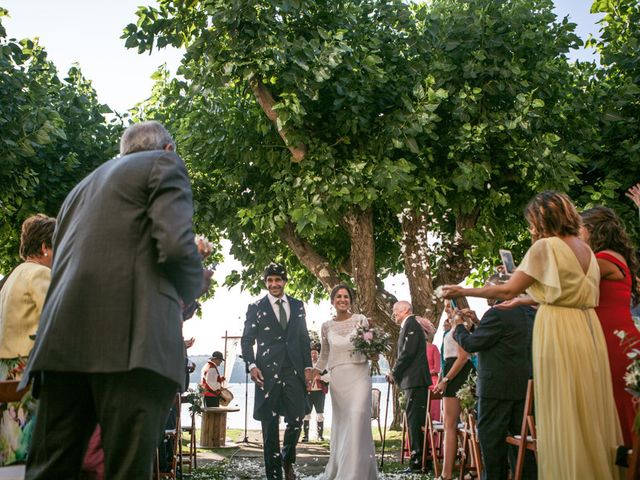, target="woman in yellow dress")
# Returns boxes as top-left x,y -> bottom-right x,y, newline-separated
442,191 -> 622,479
